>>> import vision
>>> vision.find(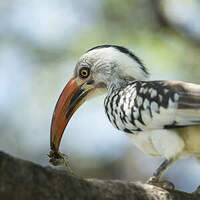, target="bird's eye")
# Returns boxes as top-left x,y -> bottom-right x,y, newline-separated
79,67 -> 90,79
